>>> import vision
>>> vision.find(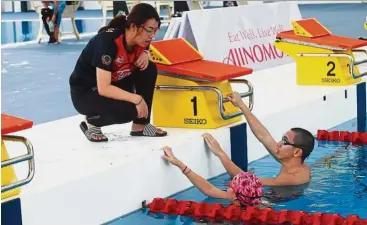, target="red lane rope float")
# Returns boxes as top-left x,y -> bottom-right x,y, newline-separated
316,130 -> 367,145
147,198 -> 367,225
